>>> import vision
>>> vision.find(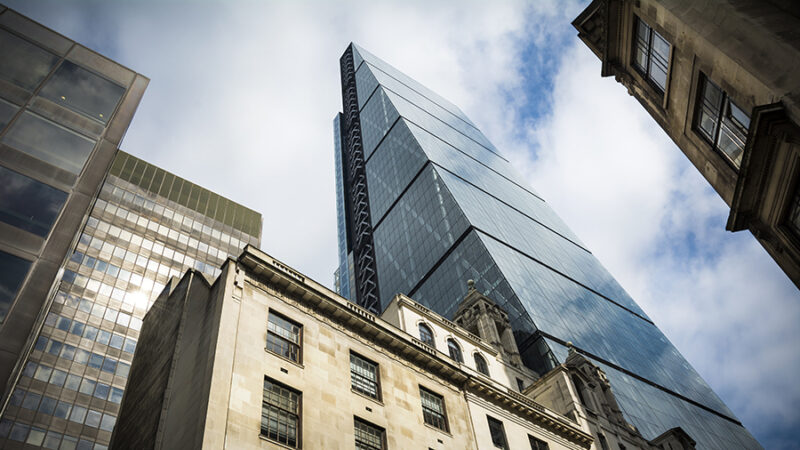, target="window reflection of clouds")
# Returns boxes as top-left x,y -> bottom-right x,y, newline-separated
0,166 -> 67,237
1,111 -> 96,174
0,29 -> 59,91
0,250 -> 32,324
39,60 -> 126,124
